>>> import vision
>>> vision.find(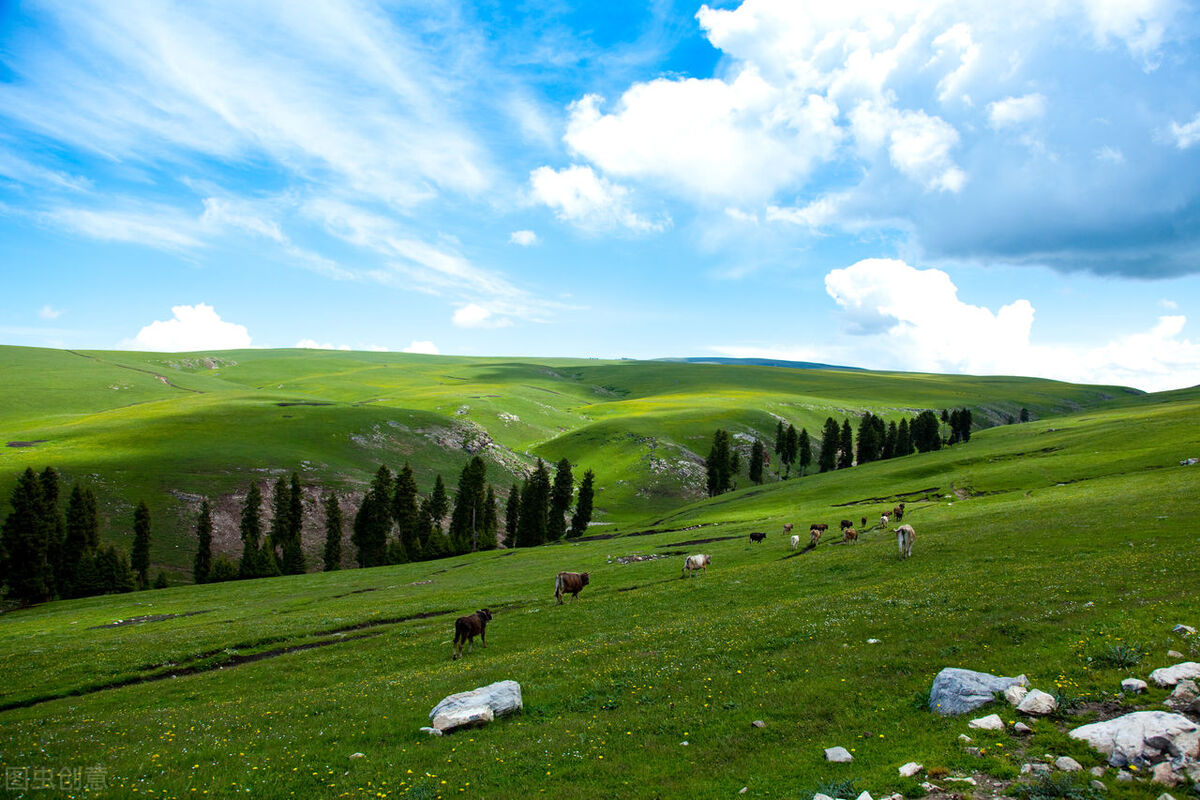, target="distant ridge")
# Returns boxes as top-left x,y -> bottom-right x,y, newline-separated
656,357 -> 864,371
